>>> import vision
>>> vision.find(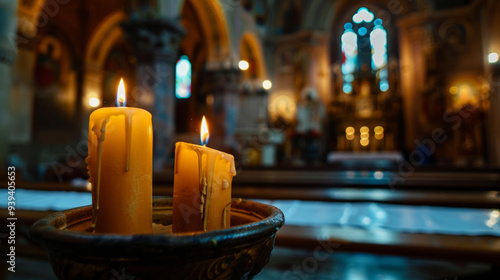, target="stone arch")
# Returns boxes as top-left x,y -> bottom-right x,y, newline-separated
184,0 -> 231,62
17,0 -> 47,36
85,11 -> 128,69
83,11 -> 128,110
240,32 -> 267,80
